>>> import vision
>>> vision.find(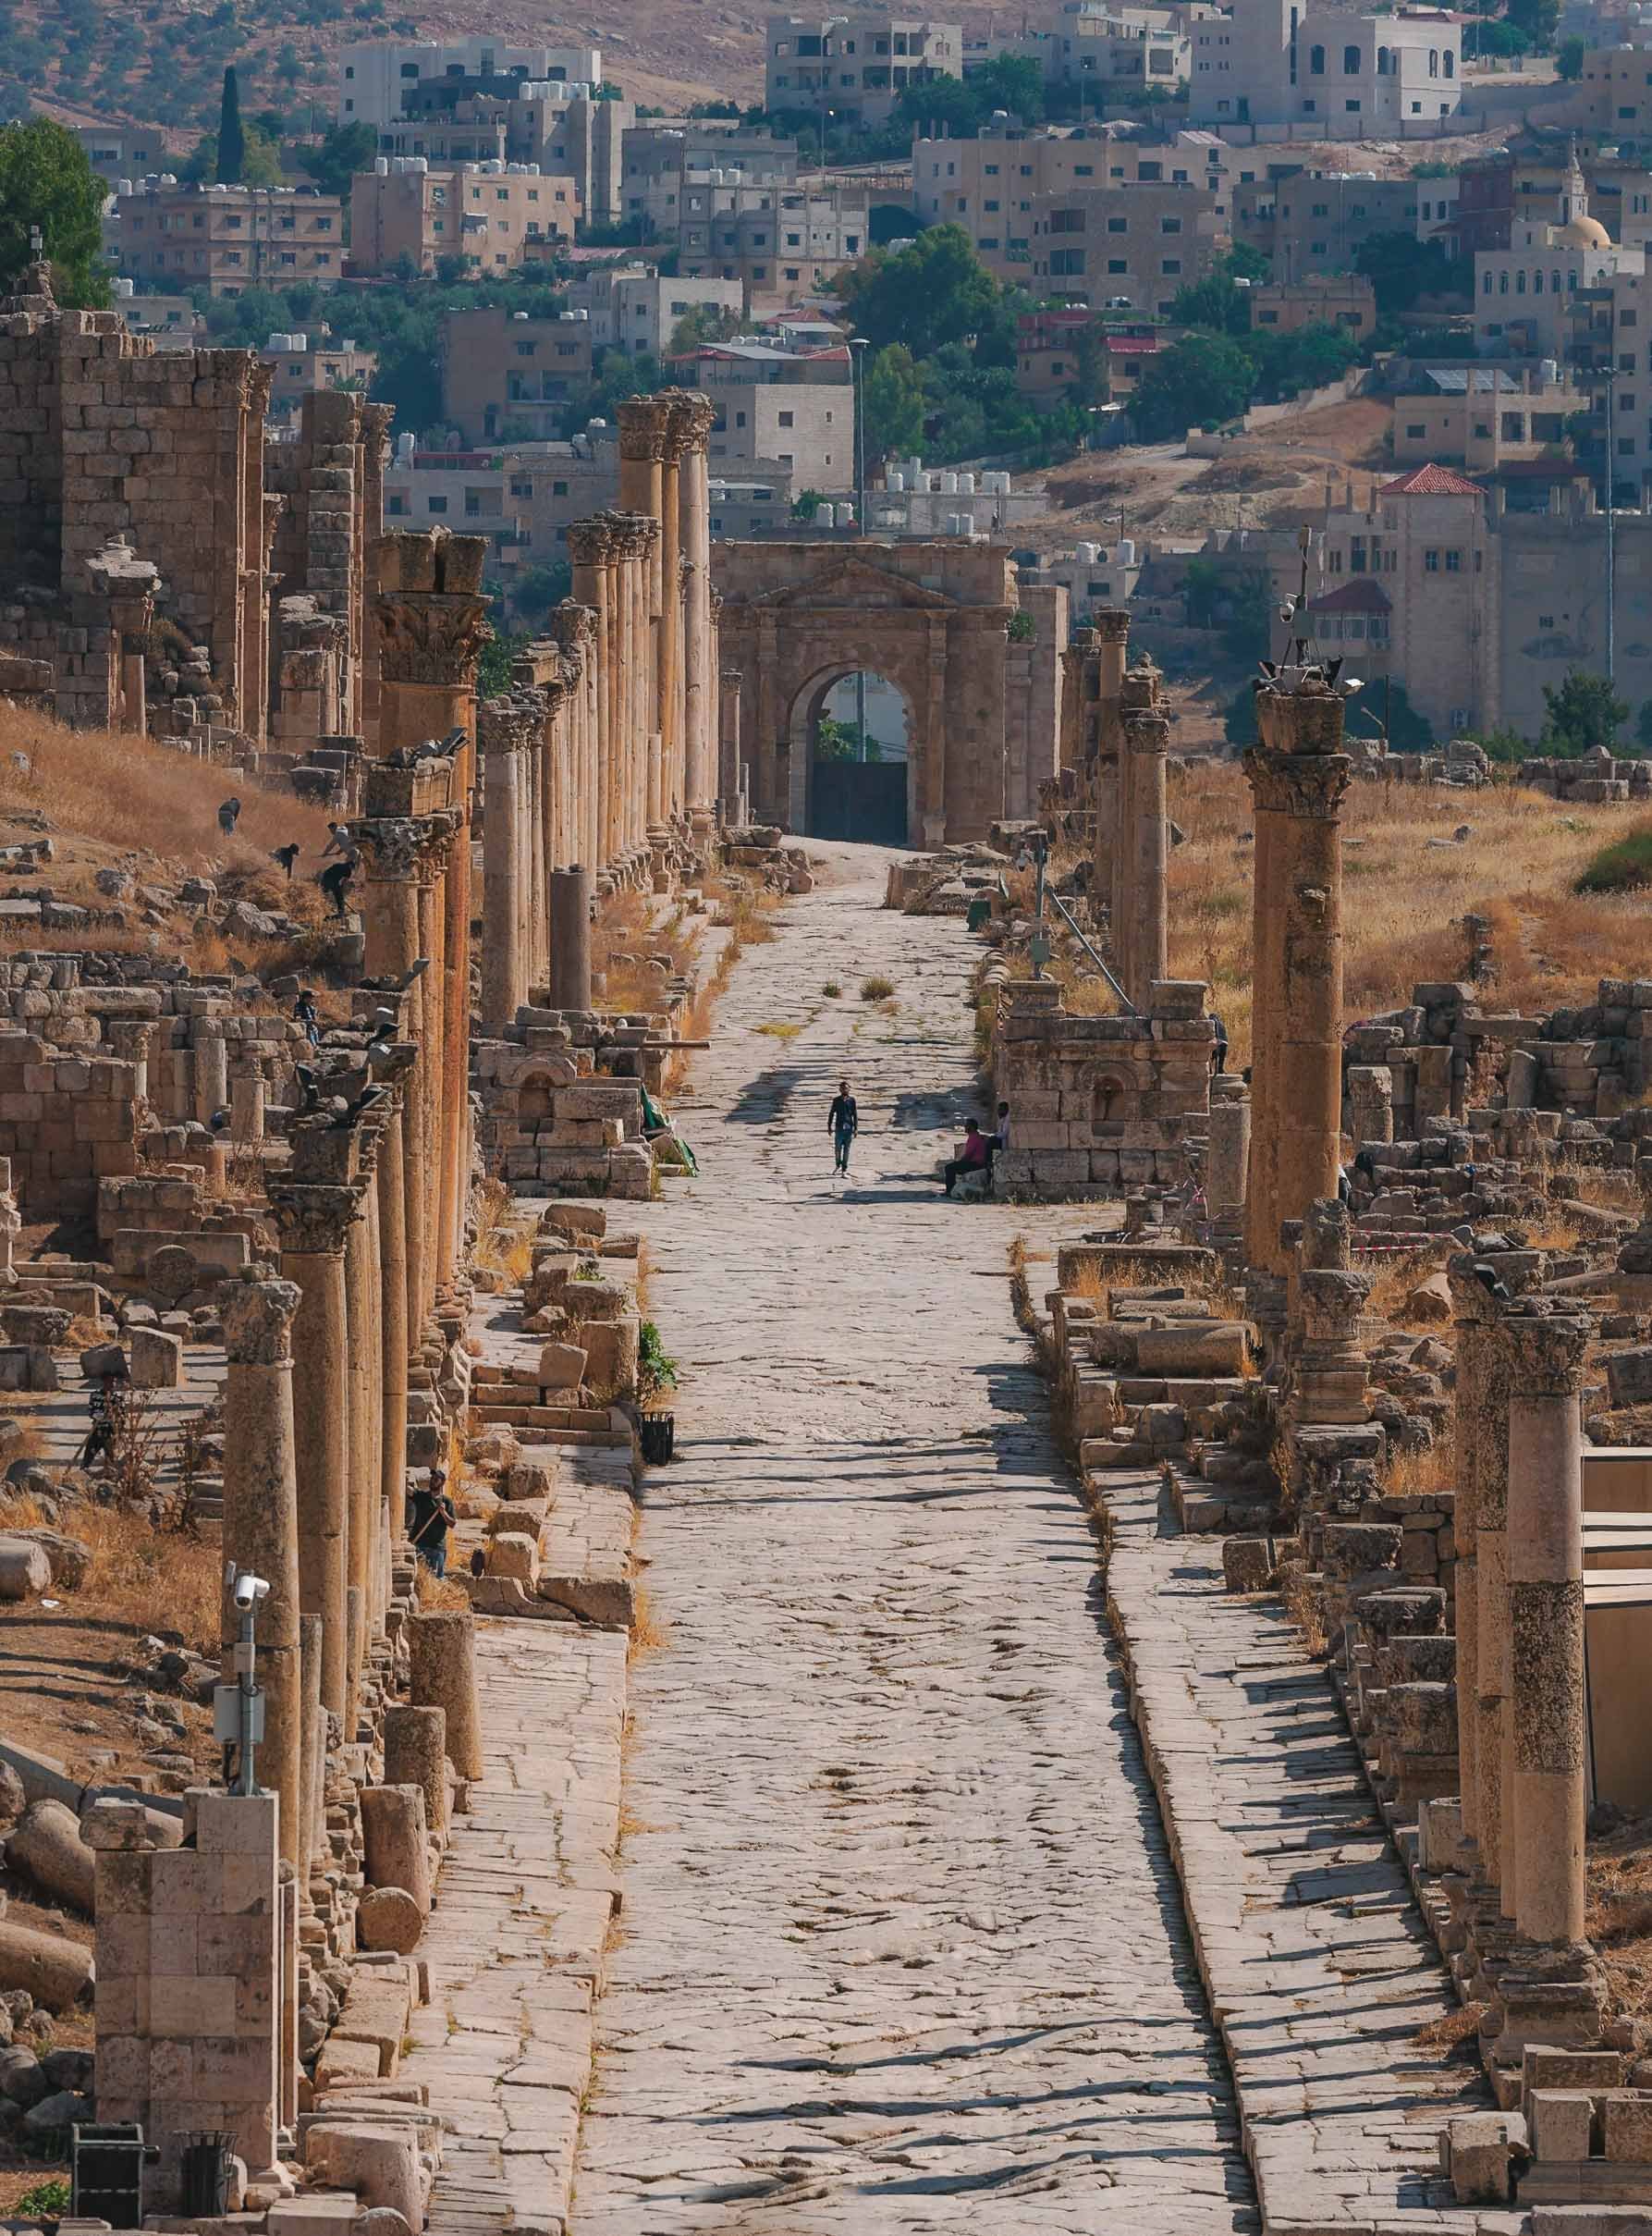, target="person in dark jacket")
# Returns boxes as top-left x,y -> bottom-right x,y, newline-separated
827,1080 -> 859,1174
409,1468 -> 457,1578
